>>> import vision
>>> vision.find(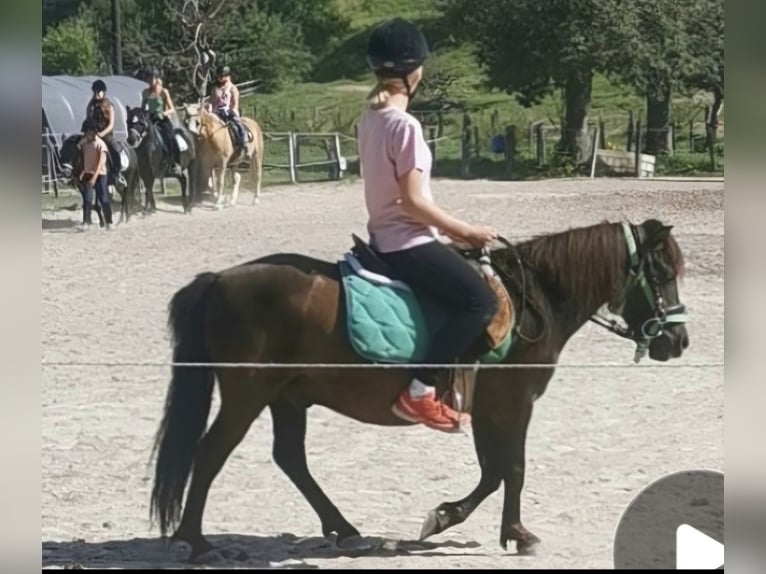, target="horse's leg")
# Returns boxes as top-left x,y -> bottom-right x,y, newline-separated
498,394 -> 540,554
125,169 -> 138,222
419,415 -> 503,540
251,148 -> 263,205
230,171 -> 241,207
269,400 -> 366,549
142,173 -> 154,213
213,164 -> 226,209
172,377 -> 270,560
178,172 -> 189,214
